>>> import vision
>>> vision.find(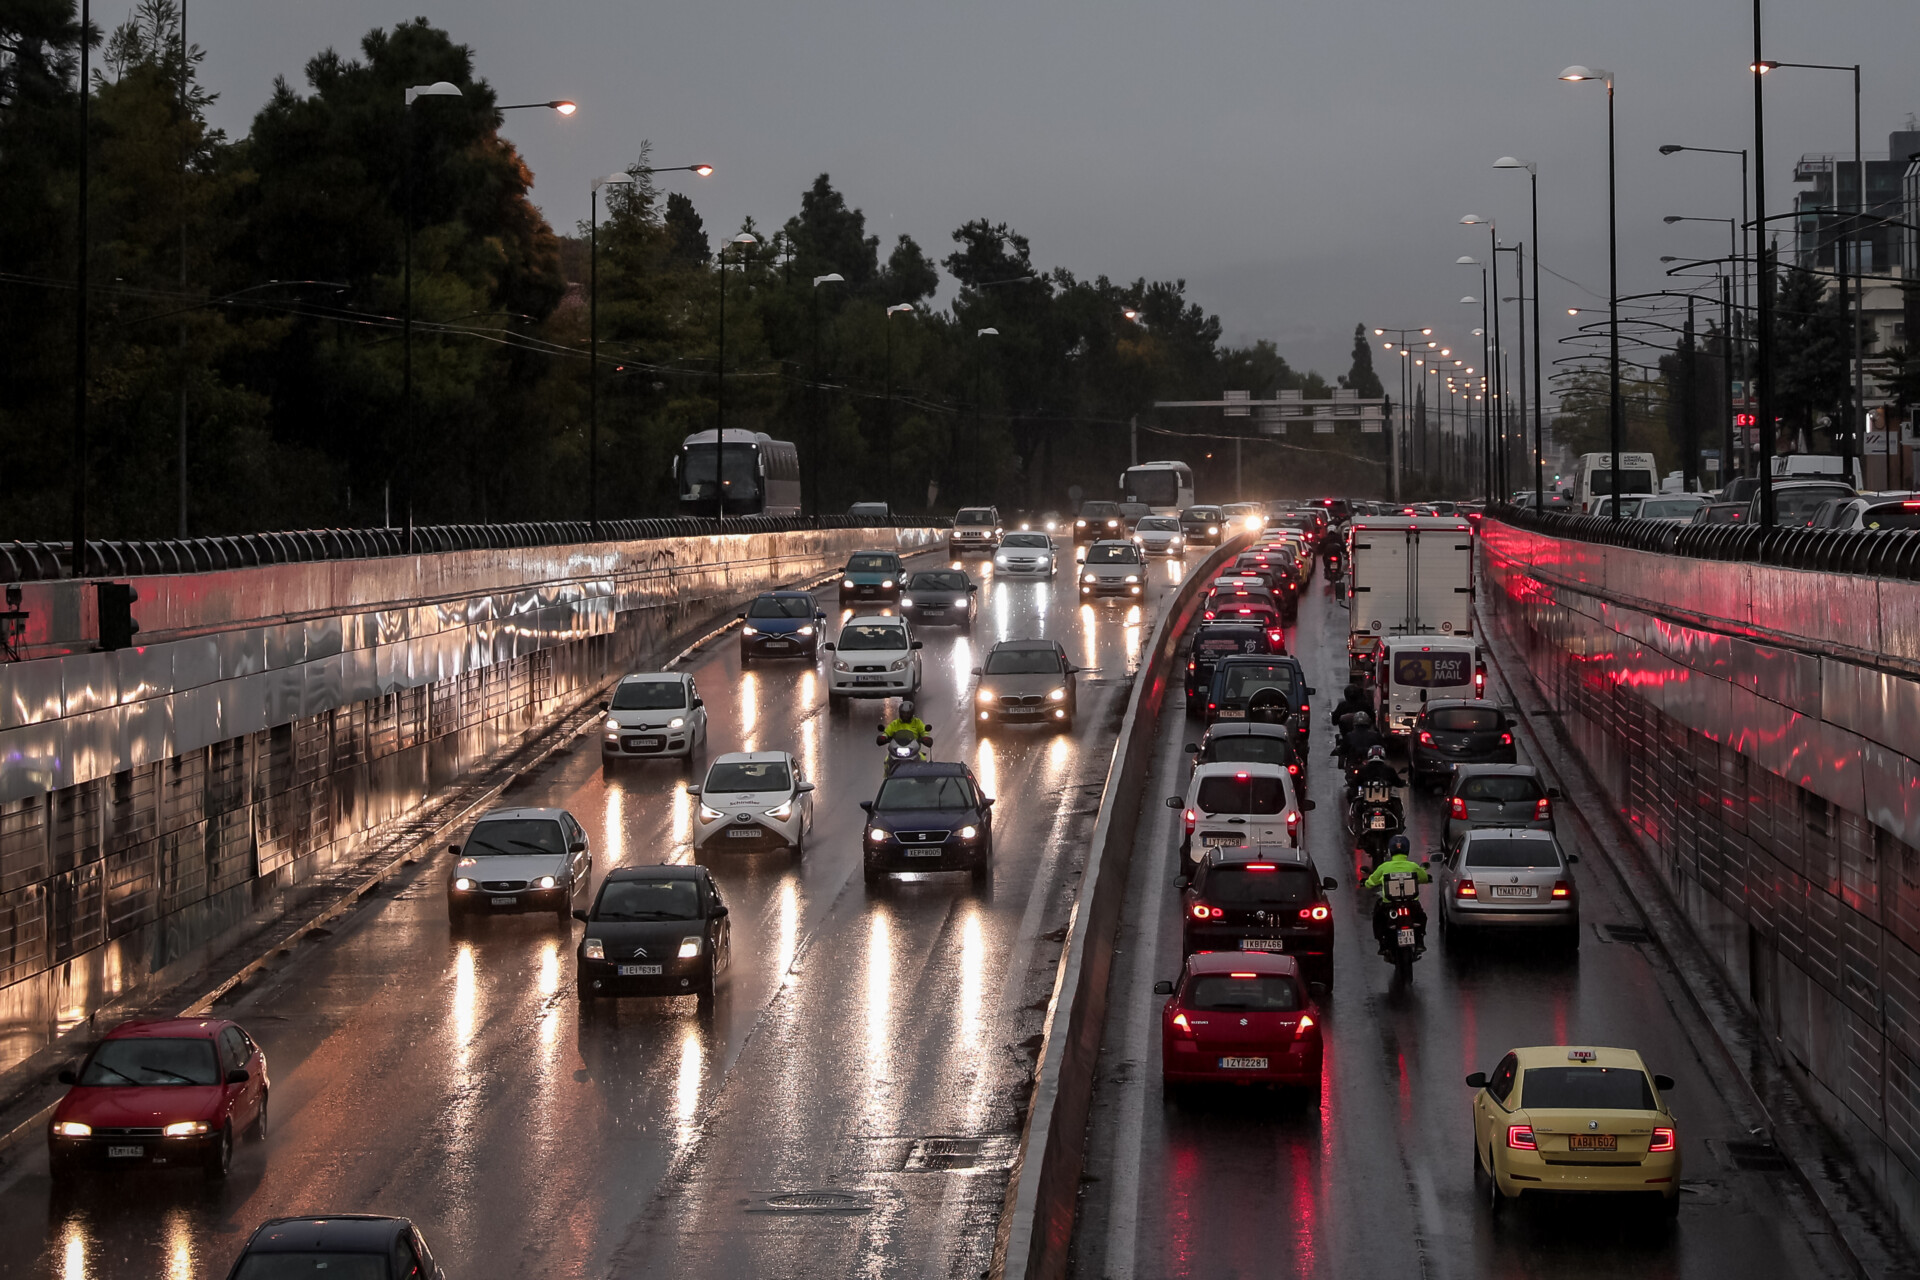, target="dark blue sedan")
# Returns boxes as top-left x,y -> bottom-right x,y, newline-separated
860,762 -> 994,886
739,591 -> 827,662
